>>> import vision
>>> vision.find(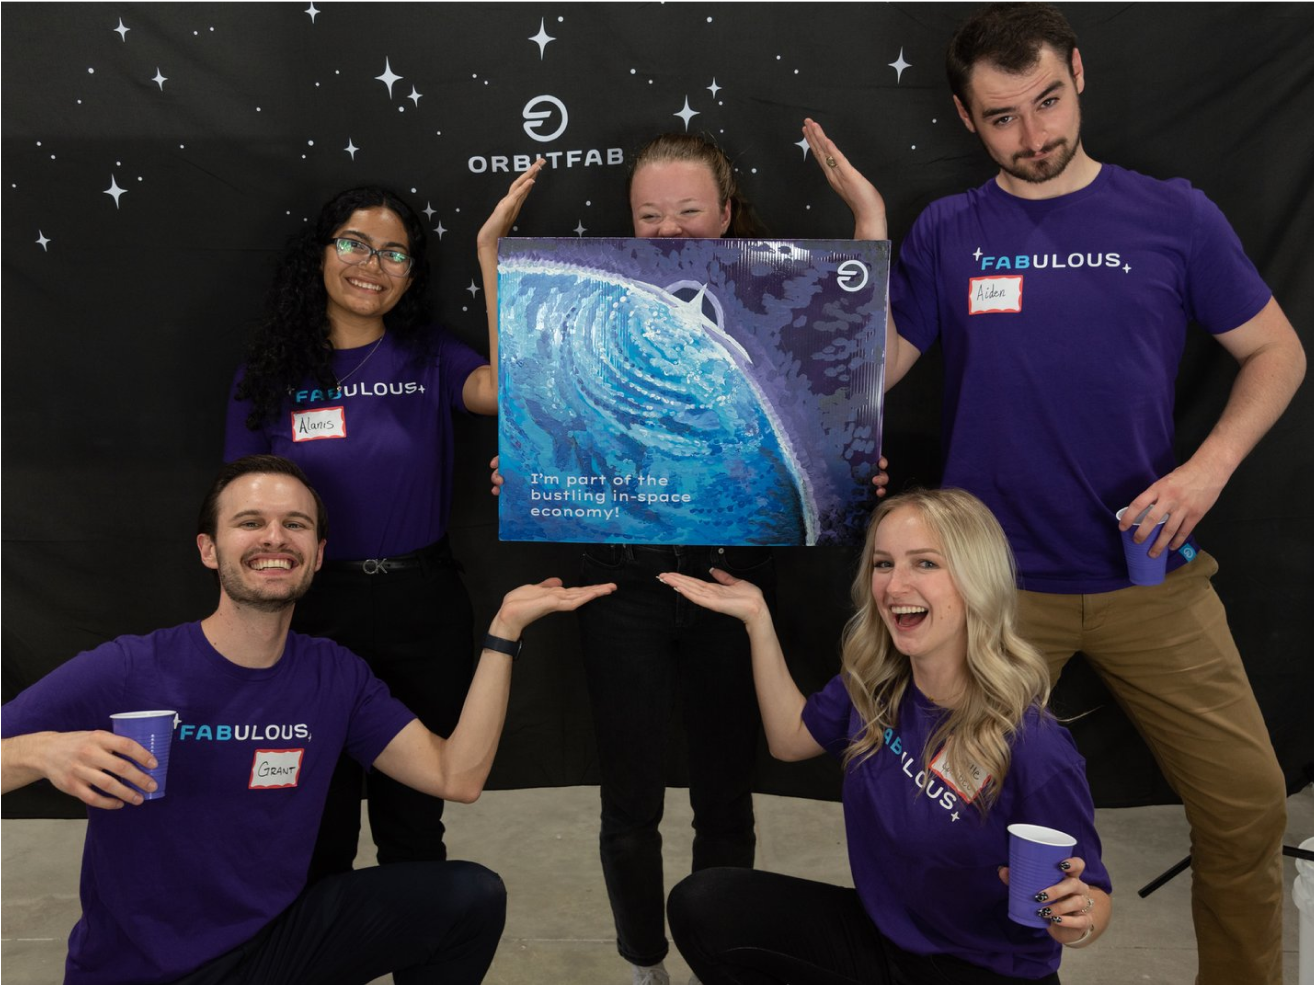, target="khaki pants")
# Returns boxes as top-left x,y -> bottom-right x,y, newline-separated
1018,552 -> 1286,985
